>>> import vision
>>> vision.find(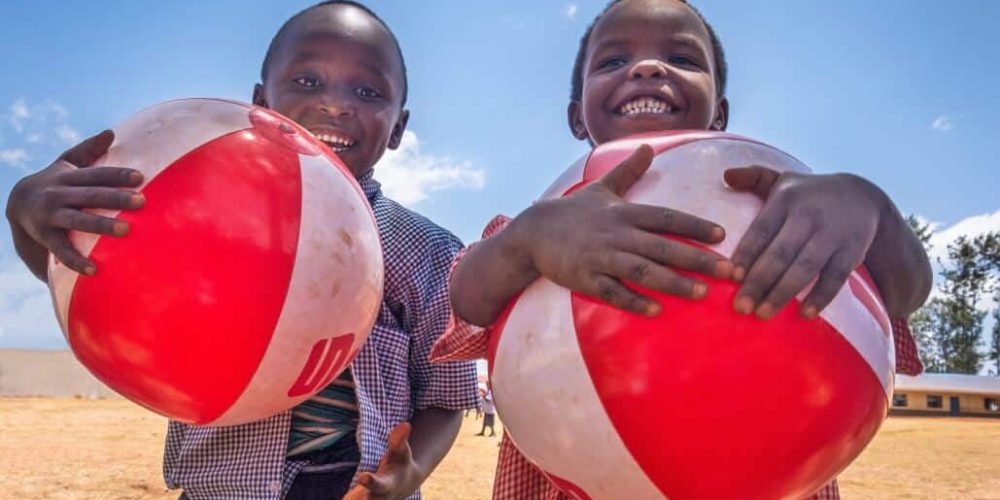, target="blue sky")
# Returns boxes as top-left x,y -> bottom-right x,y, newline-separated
1,0 -> 998,352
